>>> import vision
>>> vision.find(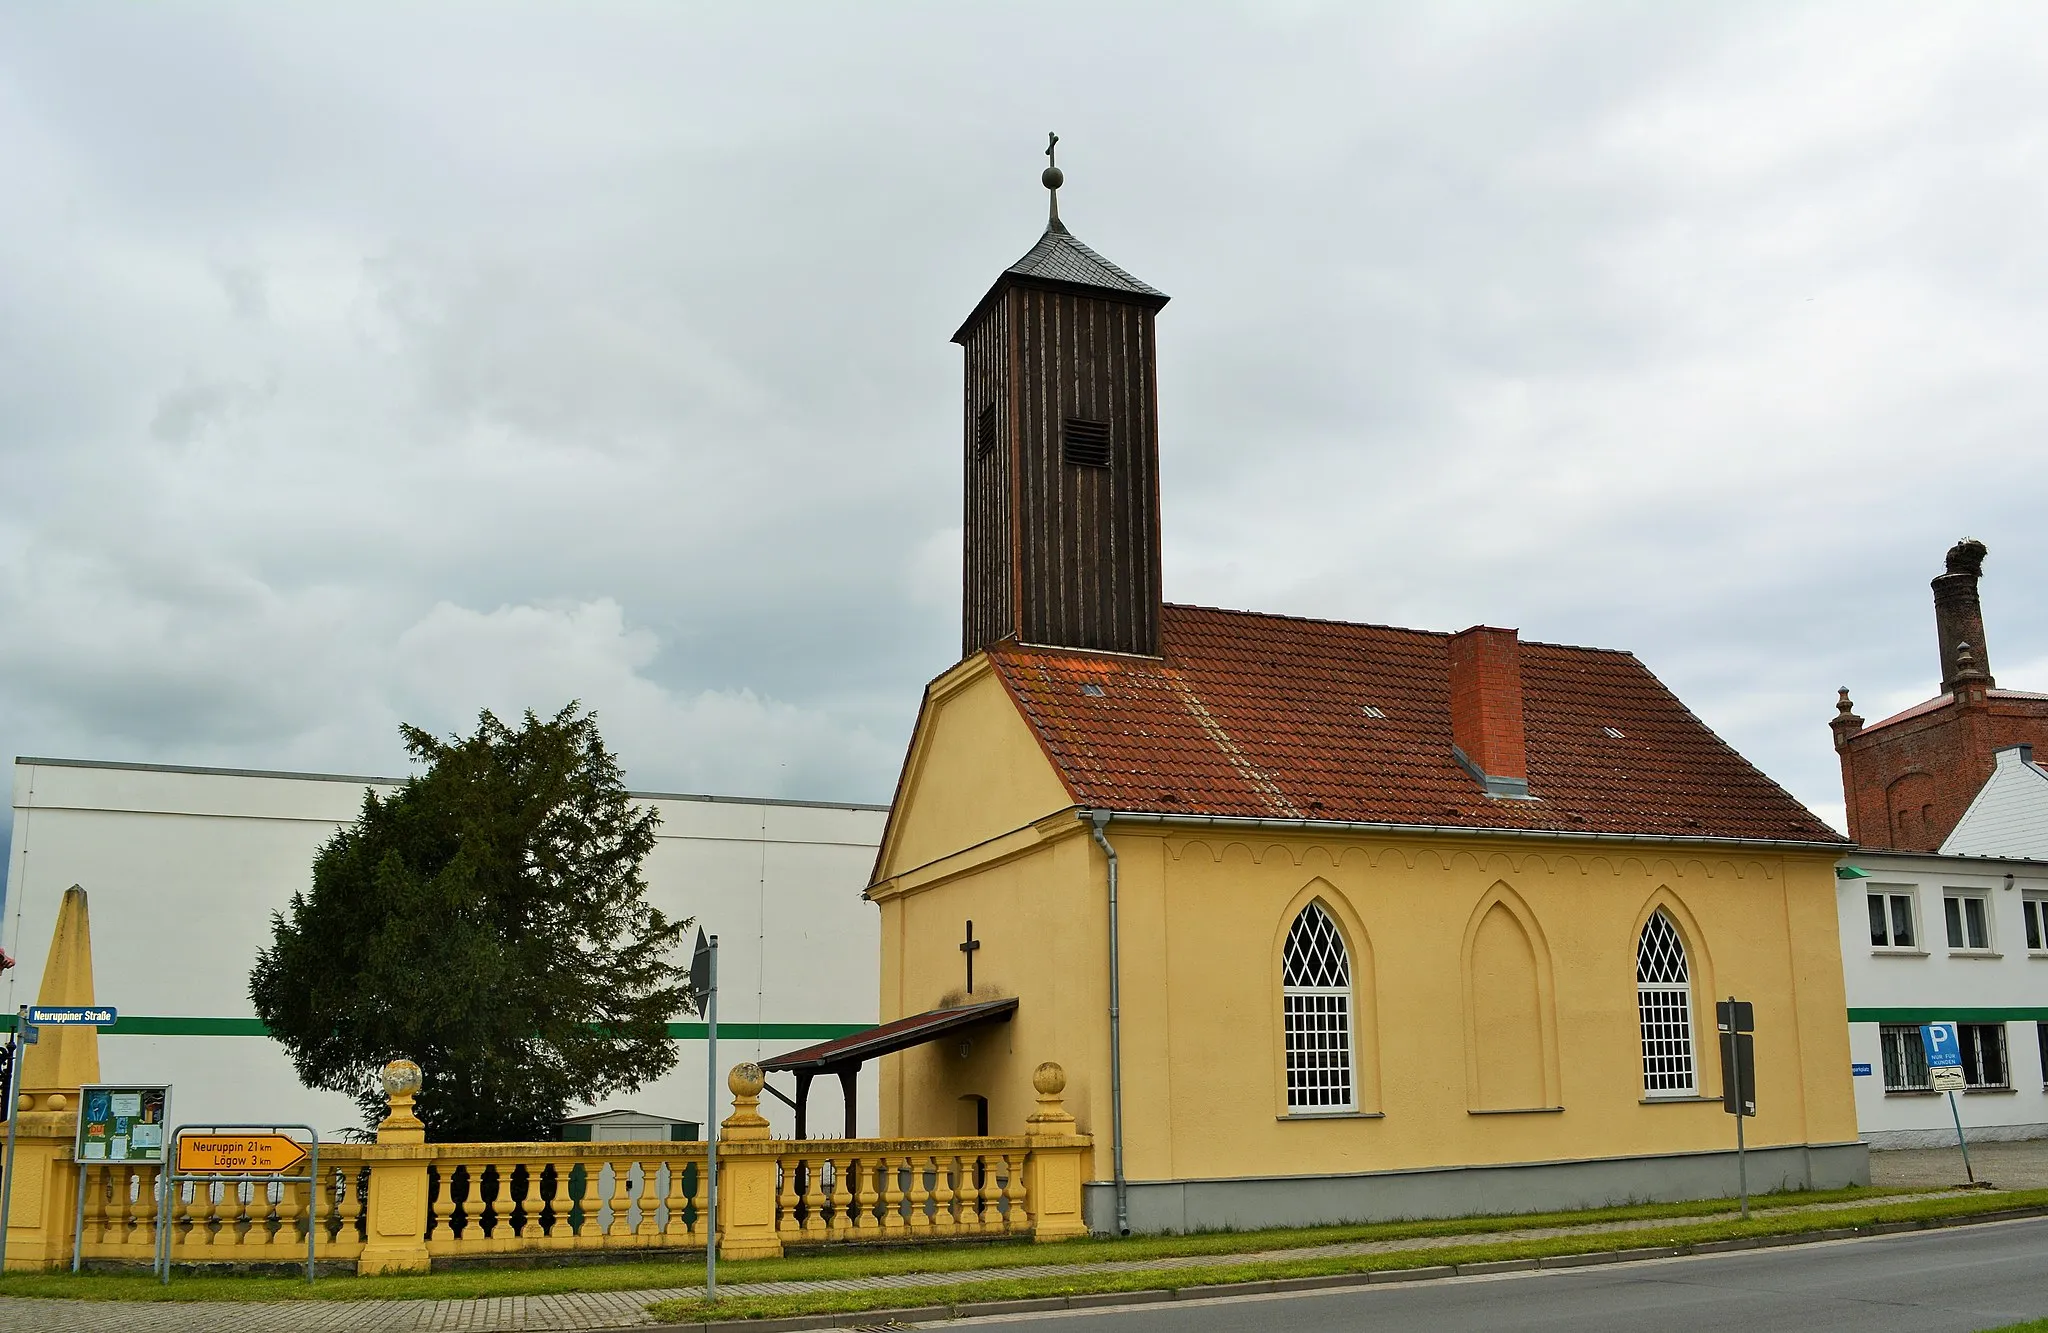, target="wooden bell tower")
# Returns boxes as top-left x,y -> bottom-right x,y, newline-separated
953,136 -> 1170,659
